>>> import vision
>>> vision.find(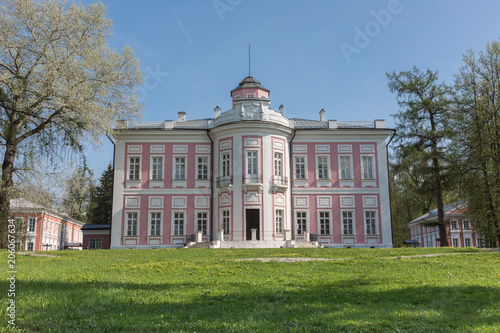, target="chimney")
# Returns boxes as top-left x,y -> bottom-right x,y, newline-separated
177,111 -> 186,122
319,108 -> 325,122
214,106 -> 221,118
279,104 -> 285,115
